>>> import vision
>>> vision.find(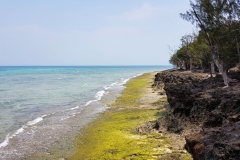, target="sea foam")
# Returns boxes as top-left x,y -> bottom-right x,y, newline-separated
84,90 -> 106,107
94,90 -> 105,100
70,106 -> 79,110
27,117 -> 43,126
85,100 -> 97,106
0,134 -> 10,148
0,115 -> 46,148
122,78 -> 130,84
